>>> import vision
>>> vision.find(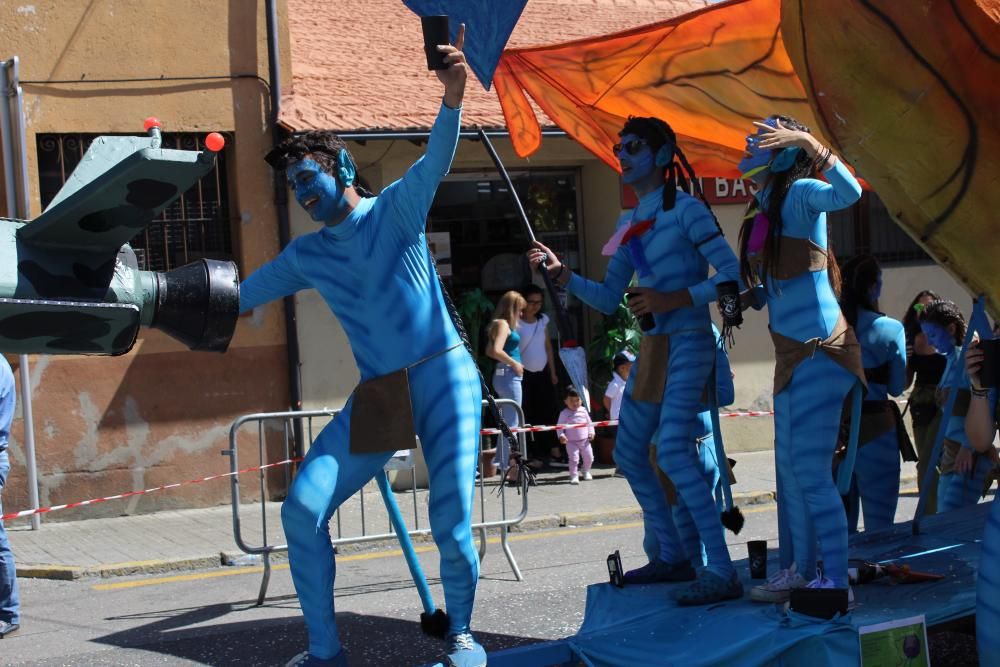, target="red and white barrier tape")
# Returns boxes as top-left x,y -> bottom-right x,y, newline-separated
1,457 -> 302,521
2,409 -> 778,521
